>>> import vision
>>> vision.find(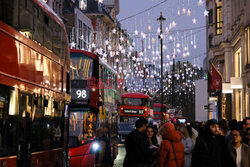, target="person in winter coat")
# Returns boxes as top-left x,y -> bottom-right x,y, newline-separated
180,127 -> 193,167
158,122 -> 185,167
191,119 -> 236,167
228,129 -> 250,167
242,128 -> 250,146
123,118 -> 153,167
95,128 -> 112,167
156,125 -> 164,145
